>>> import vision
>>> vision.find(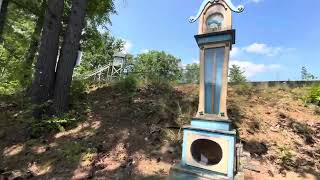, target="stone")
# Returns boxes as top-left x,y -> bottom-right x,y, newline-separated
247,129 -> 255,134
270,127 -> 279,132
13,113 -> 19,118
